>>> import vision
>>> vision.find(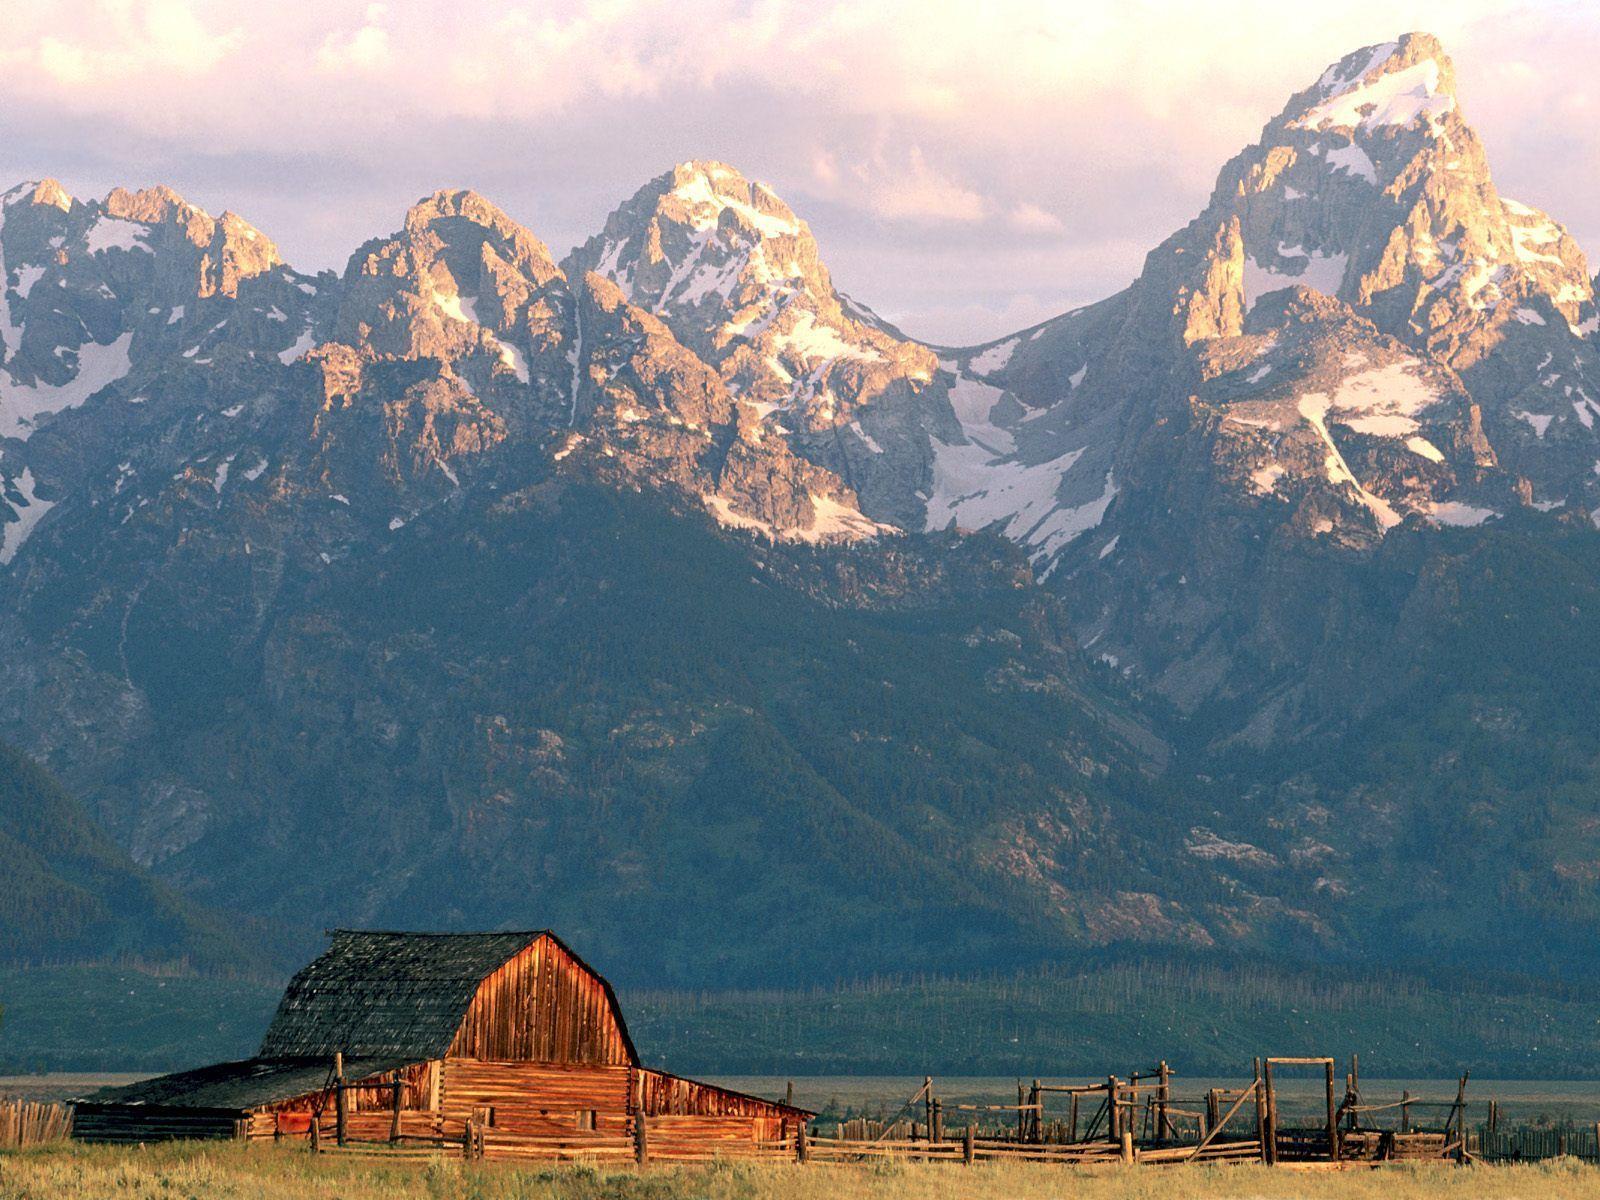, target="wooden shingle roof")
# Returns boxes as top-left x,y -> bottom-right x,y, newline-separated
256,930 -> 549,1059
84,1056 -> 412,1111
